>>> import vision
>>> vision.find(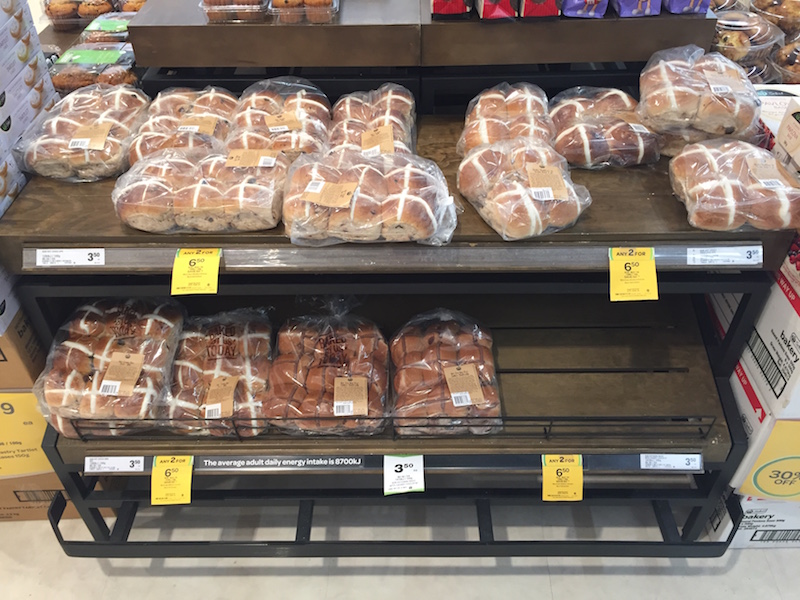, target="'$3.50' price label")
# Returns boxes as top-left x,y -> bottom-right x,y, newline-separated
383,455 -> 425,496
